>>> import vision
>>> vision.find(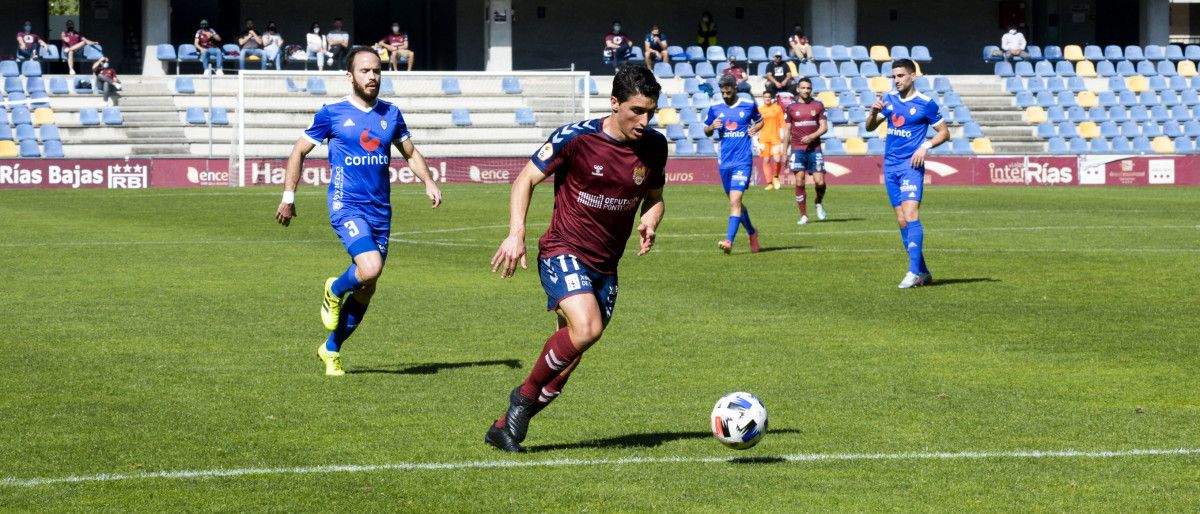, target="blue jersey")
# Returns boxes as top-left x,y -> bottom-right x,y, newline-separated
705,98 -> 761,170
303,97 -> 411,220
881,91 -> 943,167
